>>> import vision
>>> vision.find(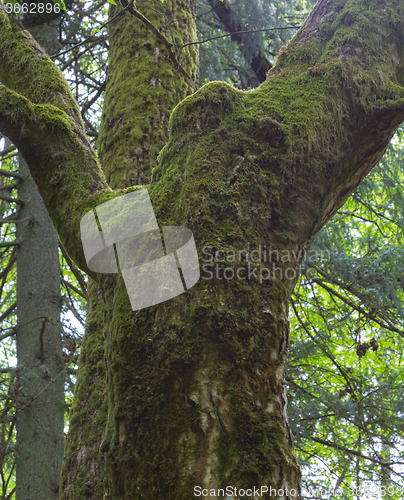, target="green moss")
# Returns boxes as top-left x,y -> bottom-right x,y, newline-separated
4,0 -> 404,498
97,0 -> 199,190
0,11 -> 83,127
